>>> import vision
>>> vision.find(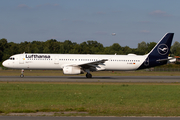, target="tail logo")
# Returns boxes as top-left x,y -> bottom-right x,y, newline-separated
157,44 -> 168,55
